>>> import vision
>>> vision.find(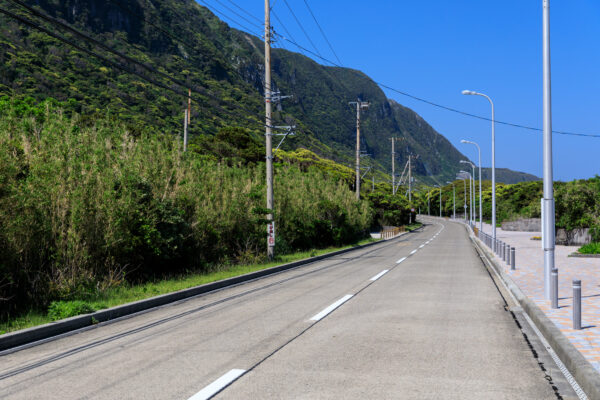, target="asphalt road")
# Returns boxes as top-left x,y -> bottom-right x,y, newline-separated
0,218 -> 578,399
